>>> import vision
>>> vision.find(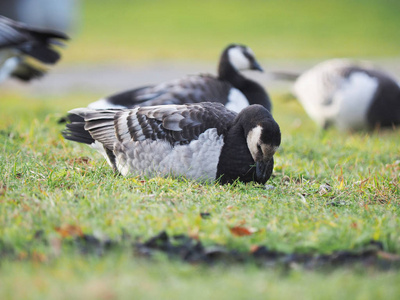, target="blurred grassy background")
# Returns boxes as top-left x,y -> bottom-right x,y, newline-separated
65,0 -> 400,63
